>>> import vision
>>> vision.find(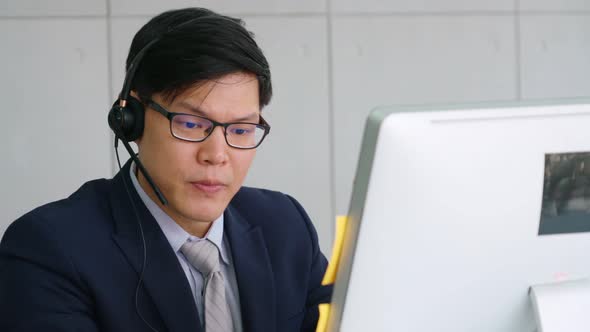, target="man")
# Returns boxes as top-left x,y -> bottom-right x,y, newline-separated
0,8 -> 331,332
